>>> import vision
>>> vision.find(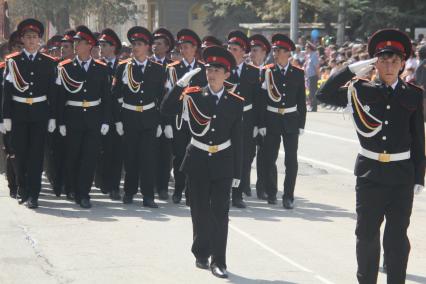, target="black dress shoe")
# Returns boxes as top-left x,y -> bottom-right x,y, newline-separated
282,198 -> 294,209
9,190 -> 17,199
172,192 -> 182,204
80,199 -> 92,209
195,258 -> 209,269
109,190 -> 121,201
122,194 -> 133,204
257,191 -> 268,200
267,196 -> 277,205
53,186 -> 62,197
232,199 -> 247,208
18,196 -> 28,205
100,187 -> 109,194
244,187 -> 252,197
26,197 -> 39,209
143,199 -> 159,208
185,198 -> 190,207
66,192 -> 75,201
210,263 -> 228,279
158,190 -> 169,200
